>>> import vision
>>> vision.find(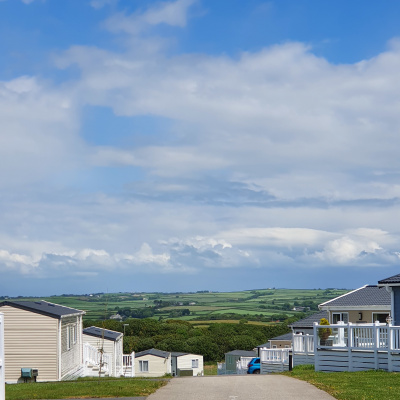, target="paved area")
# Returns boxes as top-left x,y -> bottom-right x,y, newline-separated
146,375 -> 335,400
